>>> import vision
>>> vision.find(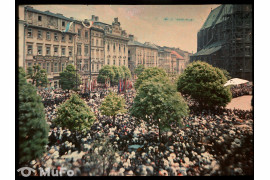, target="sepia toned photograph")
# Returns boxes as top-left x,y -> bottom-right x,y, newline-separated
16,2 -> 253,177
